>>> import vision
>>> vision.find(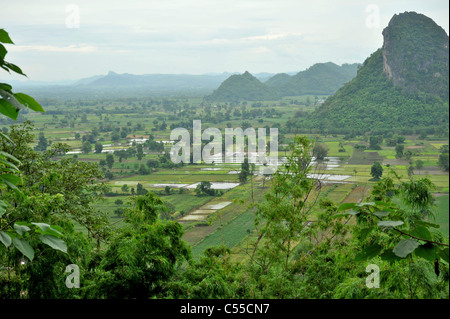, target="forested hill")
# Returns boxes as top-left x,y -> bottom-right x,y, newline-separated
265,62 -> 359,96
204,71 -> 282,102
297,11 -> 449,135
